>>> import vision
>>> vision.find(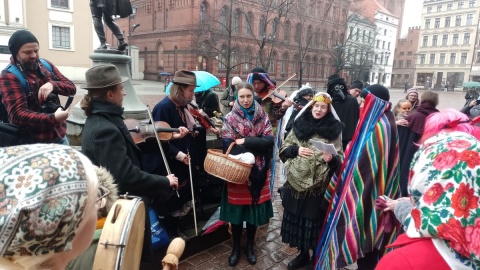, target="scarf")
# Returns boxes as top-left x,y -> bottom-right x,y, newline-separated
404,132 -> 480,269
406,102 -> 439,135
293,110 -> 344,142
